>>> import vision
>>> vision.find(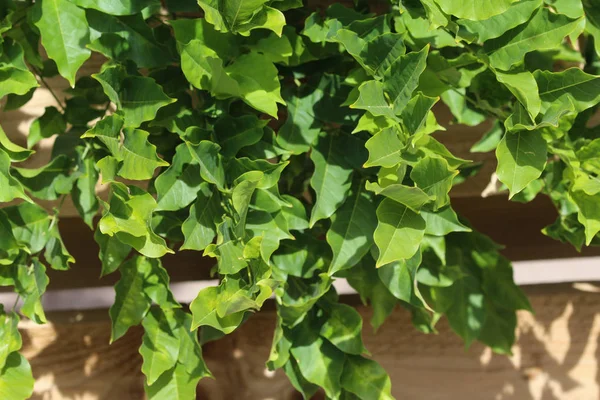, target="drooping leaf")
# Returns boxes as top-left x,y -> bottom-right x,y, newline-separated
373,198 -> 426,267
32,0 -> 91,86
341,355 -> 393,400
432,0 -> 515,21
140,307 -> 180,386
496,130 -> 547,198
0,353 -> 34,400
484,9 -> 583,71
309,133 -> 353,227
326,184 -> 377,274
